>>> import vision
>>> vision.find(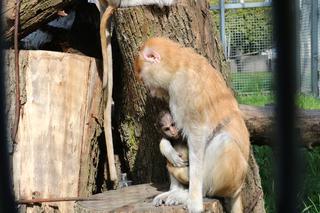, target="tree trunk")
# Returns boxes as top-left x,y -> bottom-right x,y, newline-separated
5,50 -> 105,212
240,105 -> 320,148
2,0 -> 74,42
111,1 -> 266,212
